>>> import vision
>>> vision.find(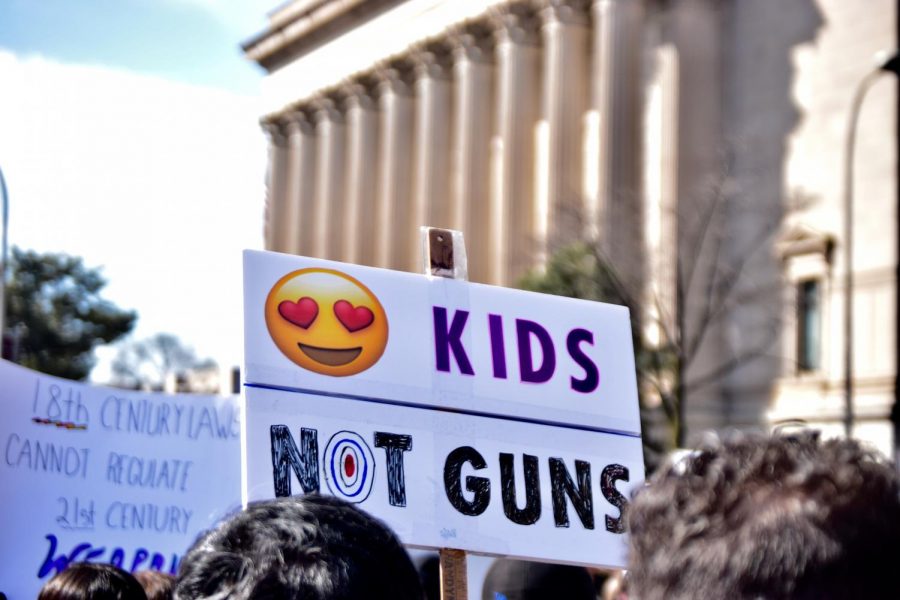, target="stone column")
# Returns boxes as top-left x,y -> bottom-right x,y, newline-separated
312,97 -> 347,261
262,120 -> 288,252
451,28 -> 495,283
539,0 -> 590,257
412,48 -> 454,239
671,0 -> 726,437
374,67 -> 415,271
491,7 -> 541,285
591,0 -> 644,283
344,82 -> 379,265
283,111 -> 316,256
